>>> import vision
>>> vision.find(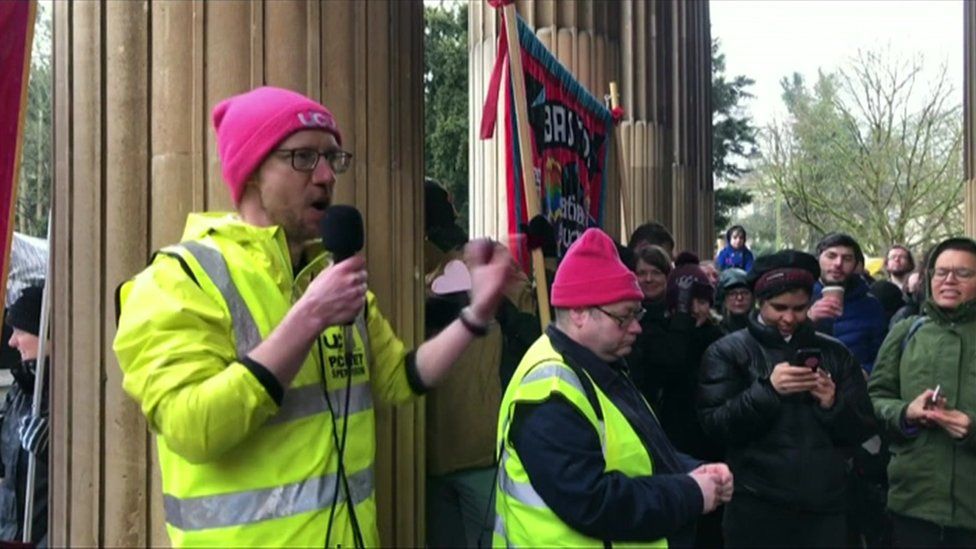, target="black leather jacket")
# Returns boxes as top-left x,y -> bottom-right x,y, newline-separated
697,313 -> 875,513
